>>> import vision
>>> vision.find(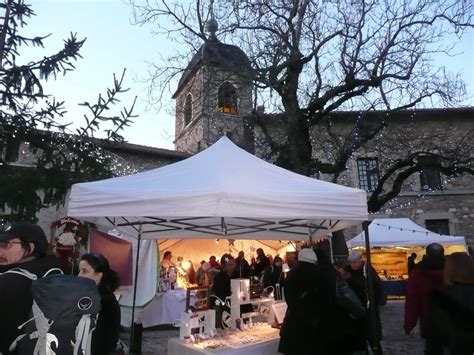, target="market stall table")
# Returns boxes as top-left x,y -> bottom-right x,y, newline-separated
167,326 -> 280,355
121,289 -> 189,328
